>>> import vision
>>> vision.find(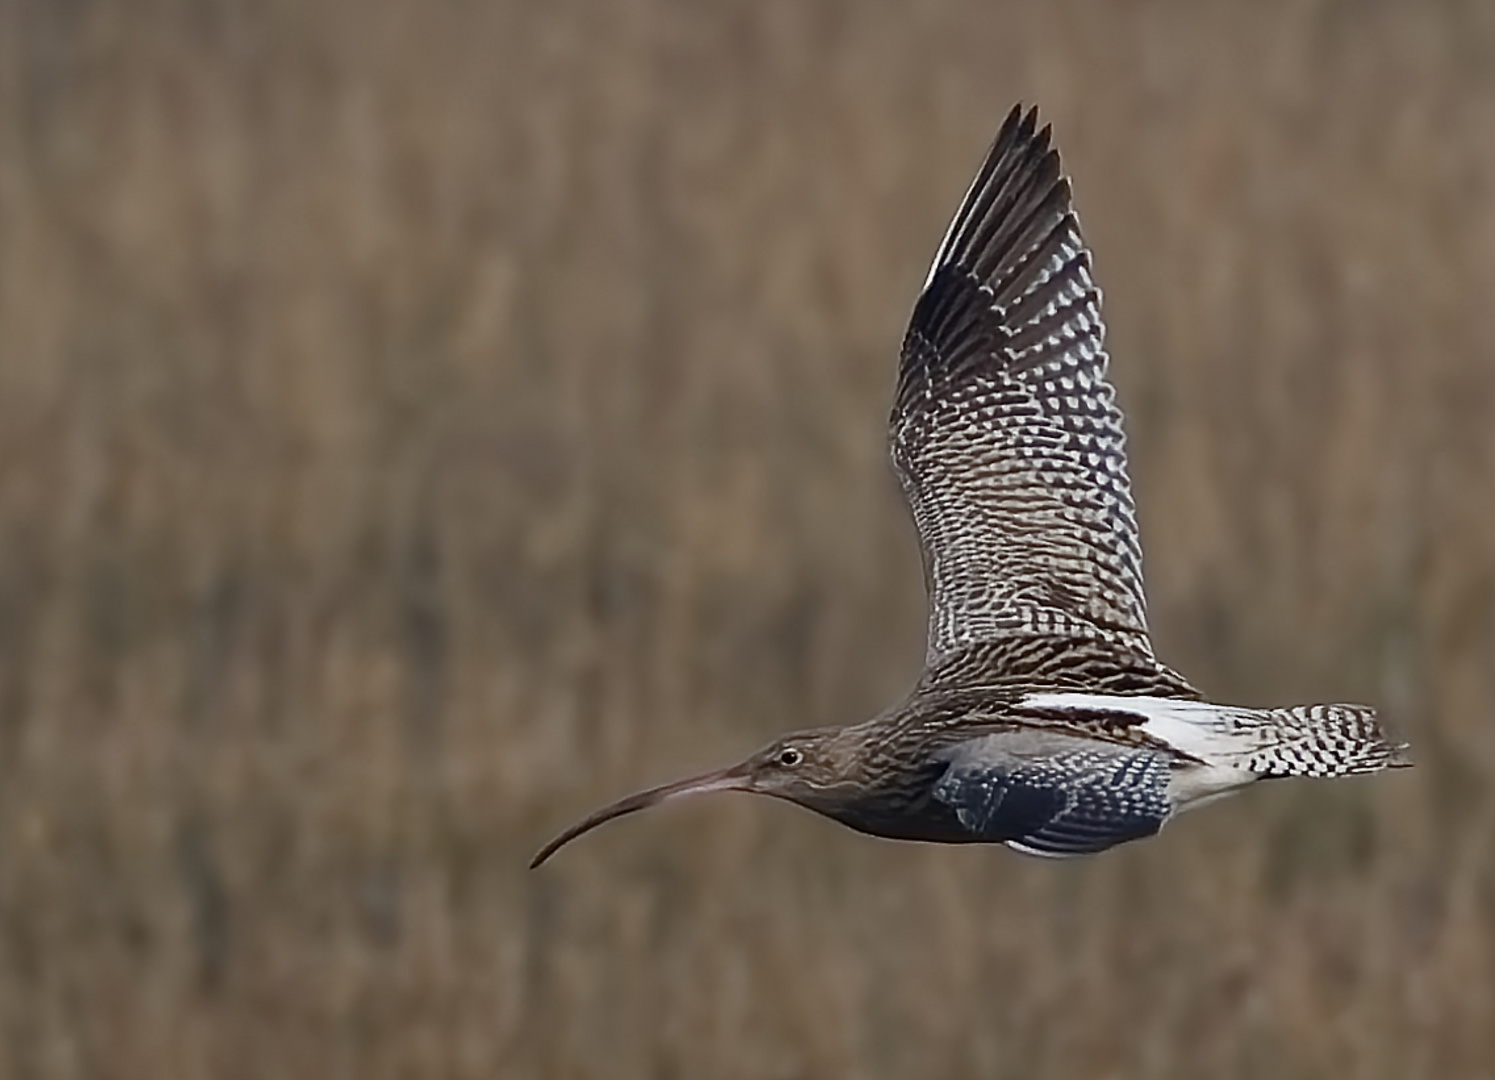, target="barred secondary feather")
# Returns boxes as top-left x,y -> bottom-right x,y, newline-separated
531,105 -> 1412,869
